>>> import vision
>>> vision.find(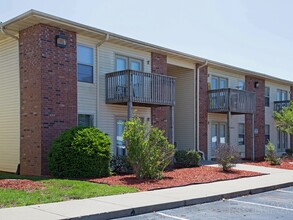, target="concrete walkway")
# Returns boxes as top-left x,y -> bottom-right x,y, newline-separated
1,164 -> 293,220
